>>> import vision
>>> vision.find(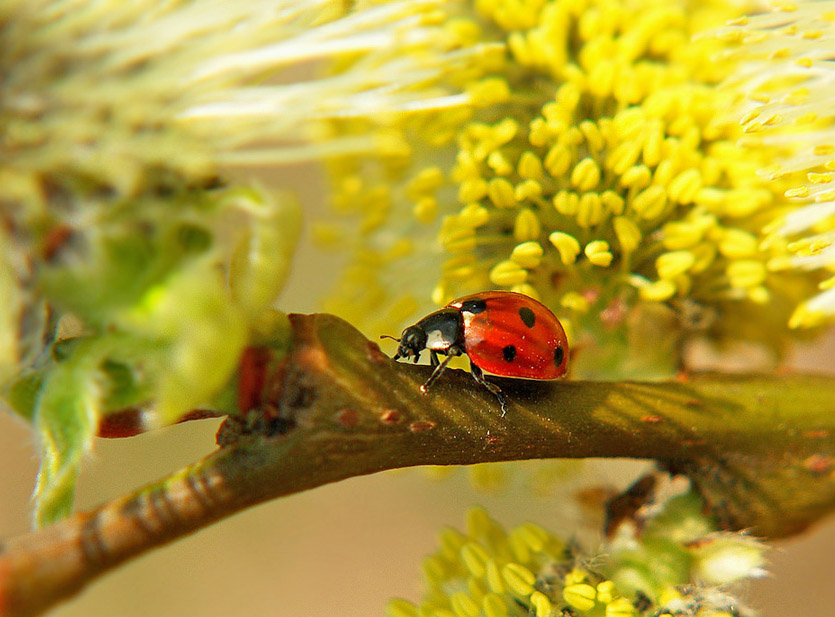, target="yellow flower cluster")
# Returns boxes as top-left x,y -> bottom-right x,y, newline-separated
716,2 -> 835,328
323,0 -> 832,374
386,502 -> 763,617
